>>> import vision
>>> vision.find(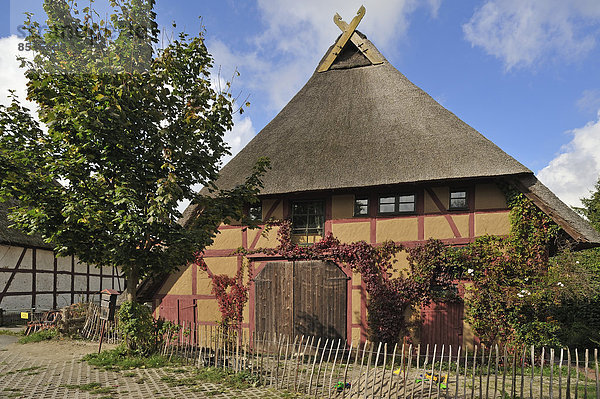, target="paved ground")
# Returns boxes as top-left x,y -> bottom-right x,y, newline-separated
0,333 -> 301,399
